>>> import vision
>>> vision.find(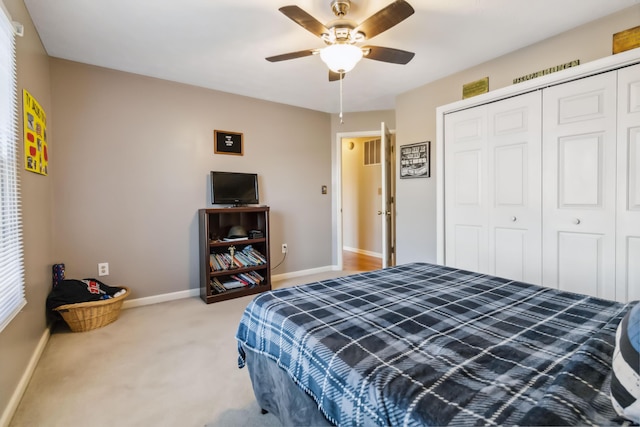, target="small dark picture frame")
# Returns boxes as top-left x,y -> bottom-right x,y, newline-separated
214,130 -> 243,155
400,142 -> 430,179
